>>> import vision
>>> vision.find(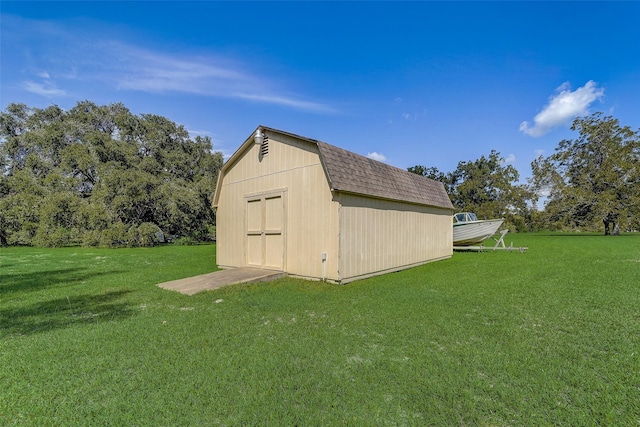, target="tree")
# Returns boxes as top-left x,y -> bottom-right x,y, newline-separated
409,151 -> 536,231
407,165 -> 448,183
0,169 -> 44,245
0,101 -> 224,246
530,113 -> 640,233
449,150 -> 534,228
